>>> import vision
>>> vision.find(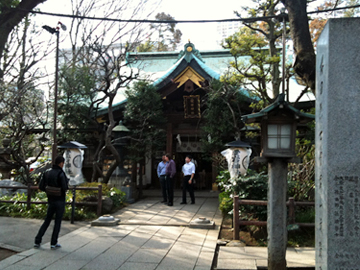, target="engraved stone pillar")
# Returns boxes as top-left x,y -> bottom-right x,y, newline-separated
268,159 -> 288,270
316,18 -> 360,270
